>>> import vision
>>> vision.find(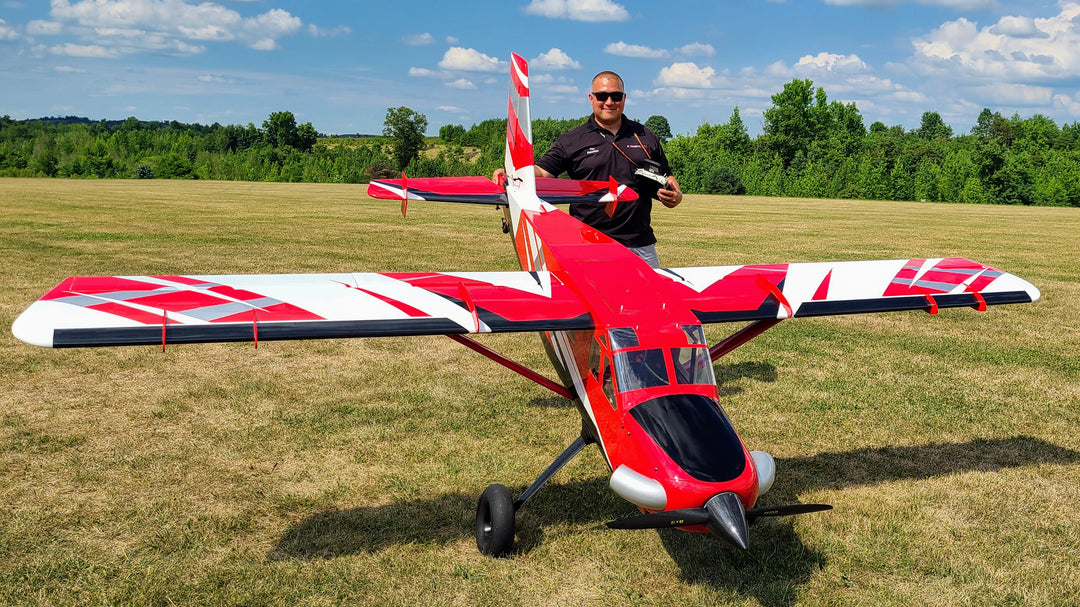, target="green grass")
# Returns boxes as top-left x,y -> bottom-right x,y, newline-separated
2,178 -> 1078,606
